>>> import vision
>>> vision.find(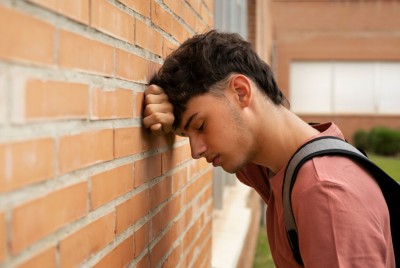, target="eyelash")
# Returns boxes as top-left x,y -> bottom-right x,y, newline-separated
197,123 -> 205,131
